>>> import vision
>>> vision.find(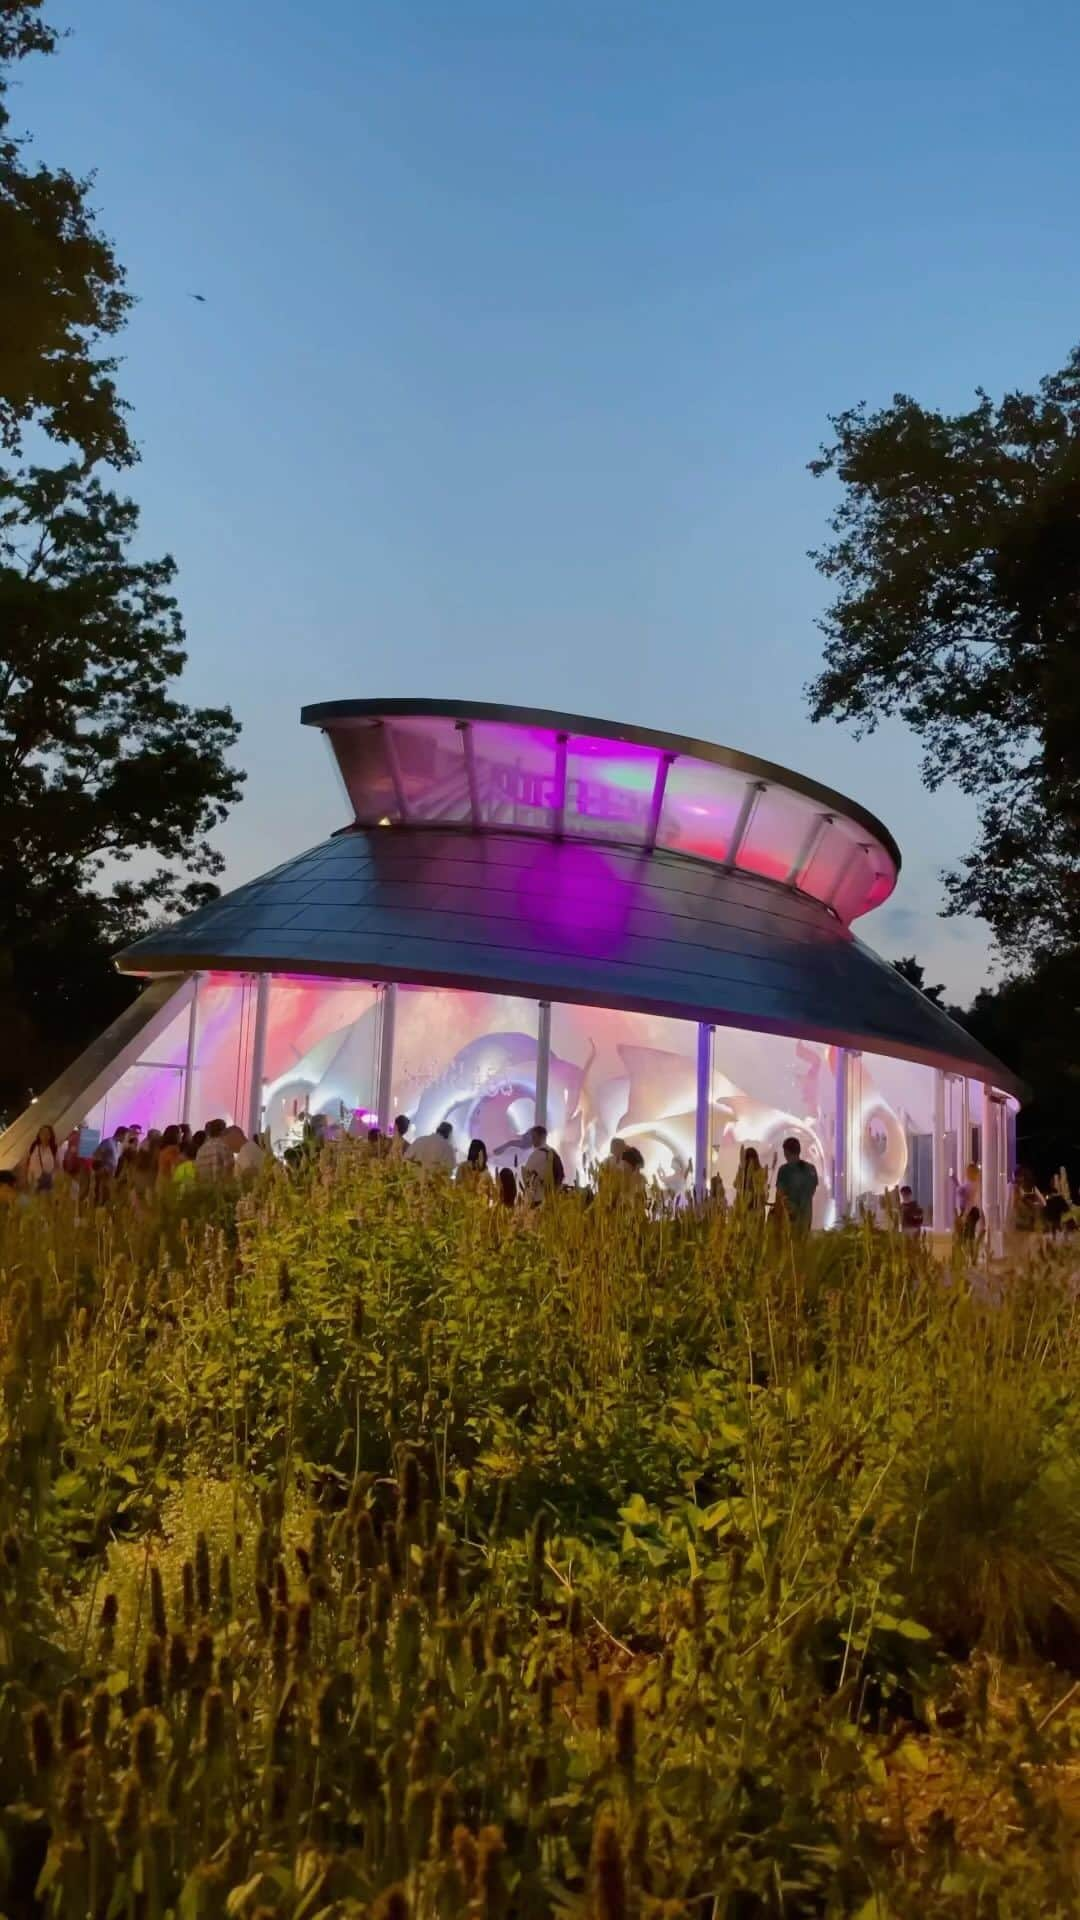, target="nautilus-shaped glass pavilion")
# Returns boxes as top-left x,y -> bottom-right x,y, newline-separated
1,699 -> 1019,1234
